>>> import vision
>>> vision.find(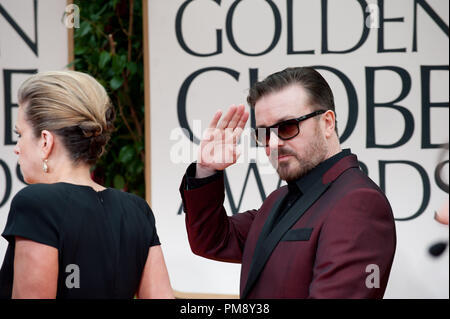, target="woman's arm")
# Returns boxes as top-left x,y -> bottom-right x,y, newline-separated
12,236 -> 59,299
136,245 -> 174,299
